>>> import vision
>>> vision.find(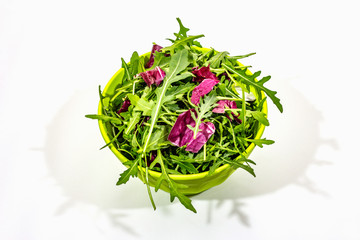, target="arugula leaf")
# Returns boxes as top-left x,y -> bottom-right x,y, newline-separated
85,114 -> 122,125
127,93 -> 140,105
129,51 -> 140,77
154,150 -> 197,213
174,17 -> 189,39
163,82 -> 194,103
222,156 -> 256,177
250,110 -> 269,126
222,63 -> 283,113
209,51 -> 229,68
124,111 -> 141,135
162,35 -> 205,55
228,52 -> 256,61
190,91 -> 218,139
128,91 -> 156,116
245,138 -> 275,148
145,126 -> 171,152
142,49 -> 191,156
121,57 -> 132,82
134,98 -> 155,116
116,158 -> 140,185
